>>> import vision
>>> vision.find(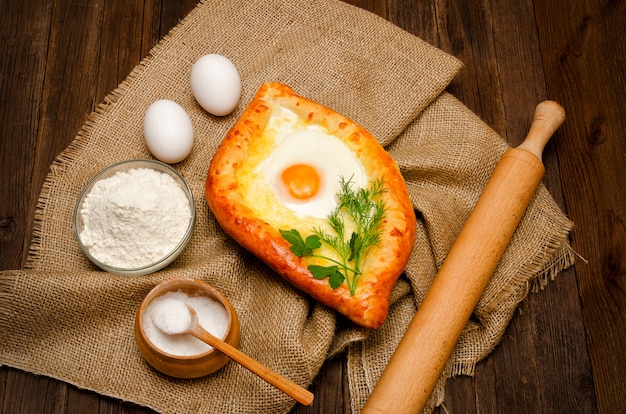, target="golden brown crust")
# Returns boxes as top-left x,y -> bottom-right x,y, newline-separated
206,82 -> 416,329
